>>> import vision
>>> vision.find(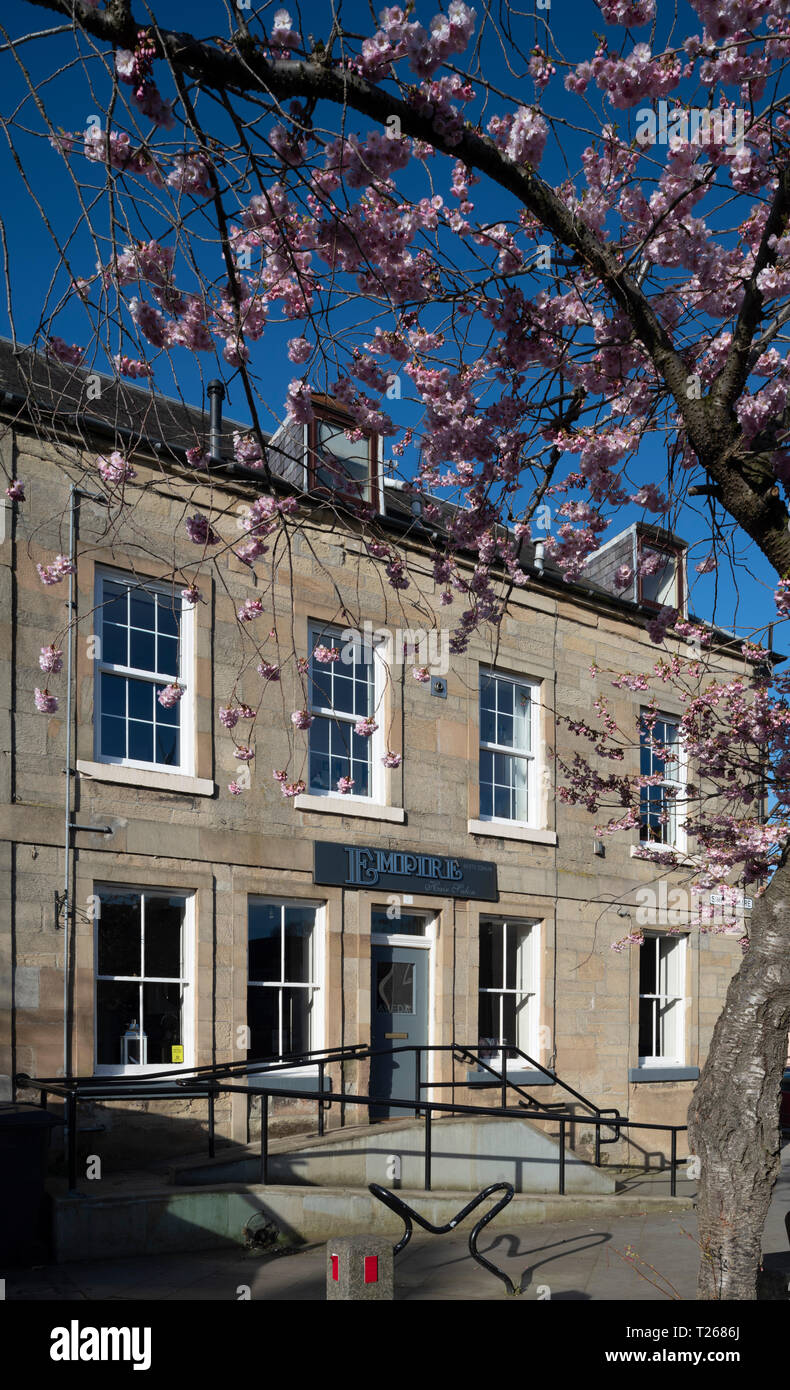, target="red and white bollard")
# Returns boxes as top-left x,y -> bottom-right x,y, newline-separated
326,1236 -> 394,1301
